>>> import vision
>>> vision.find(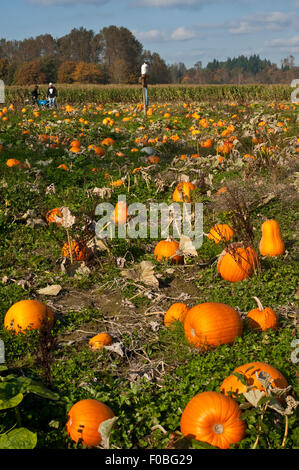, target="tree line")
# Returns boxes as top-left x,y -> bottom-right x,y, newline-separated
0,26 -> 297,85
